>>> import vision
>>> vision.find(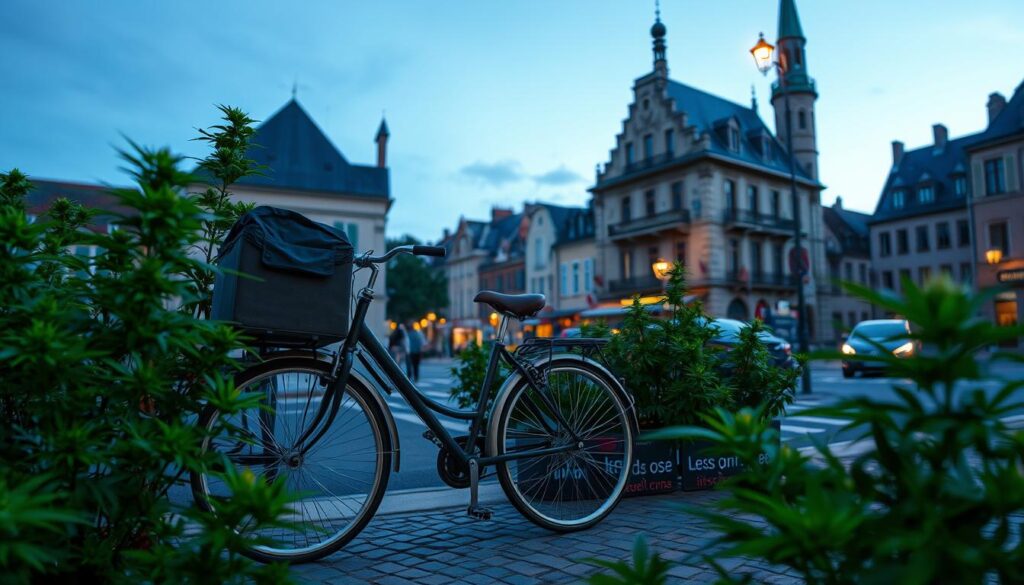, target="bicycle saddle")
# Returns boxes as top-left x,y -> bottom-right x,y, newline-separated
474,291 -> 546,320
